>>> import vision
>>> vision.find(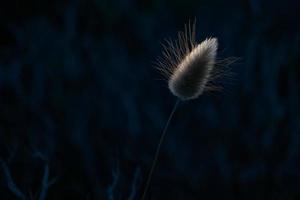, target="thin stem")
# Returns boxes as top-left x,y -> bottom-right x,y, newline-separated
141,99 -> 180,200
